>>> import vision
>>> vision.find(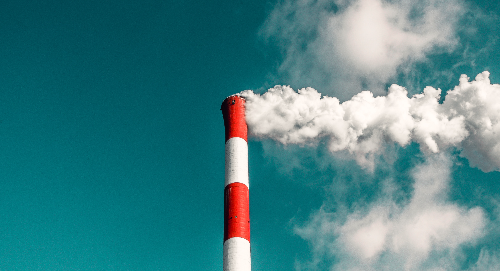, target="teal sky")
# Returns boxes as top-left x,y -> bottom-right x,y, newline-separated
1,0 -> 500,270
